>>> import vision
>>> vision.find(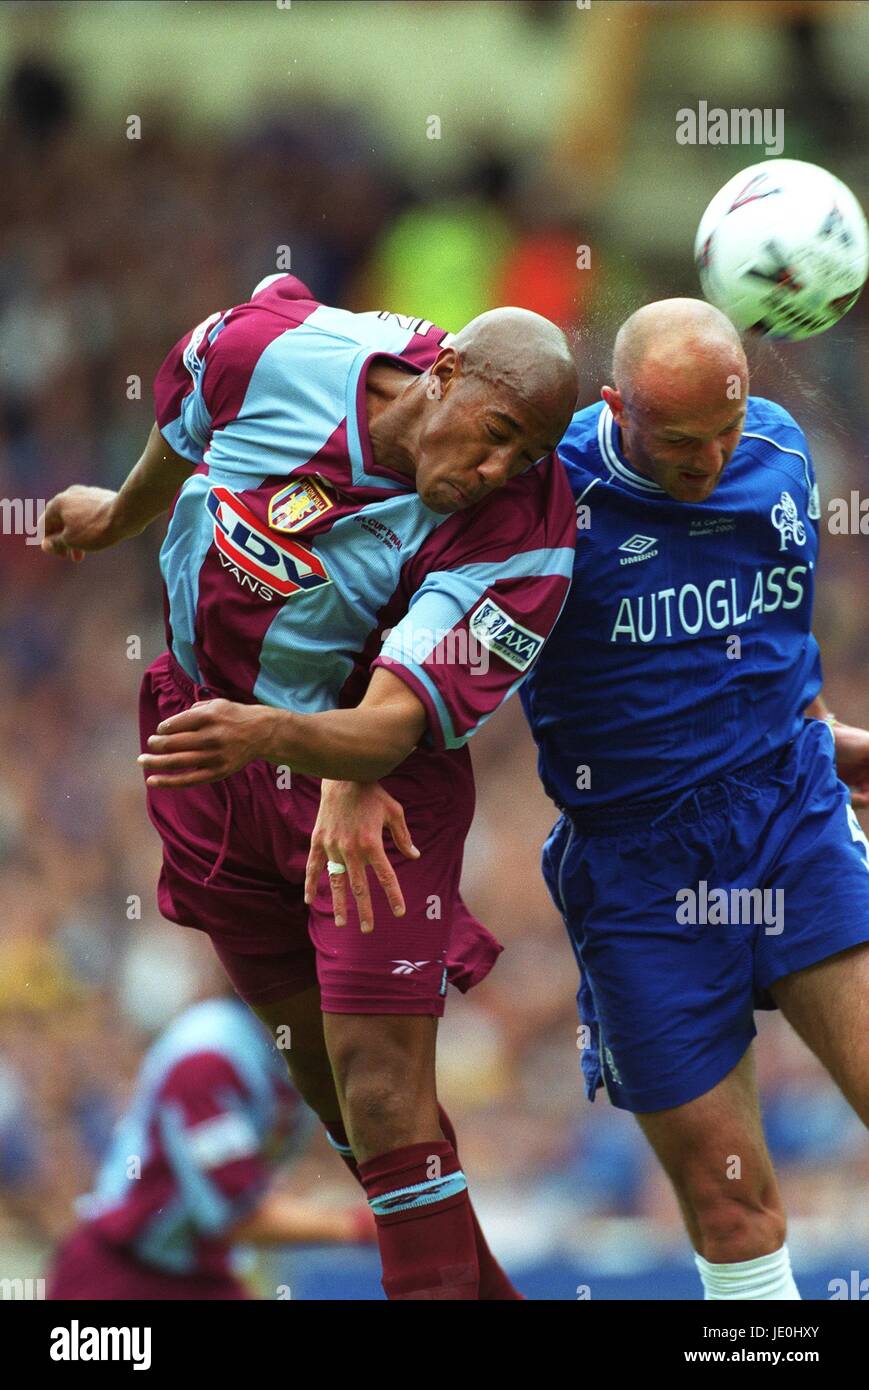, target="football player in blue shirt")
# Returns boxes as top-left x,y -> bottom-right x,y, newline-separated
520,298 -> 869,1301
